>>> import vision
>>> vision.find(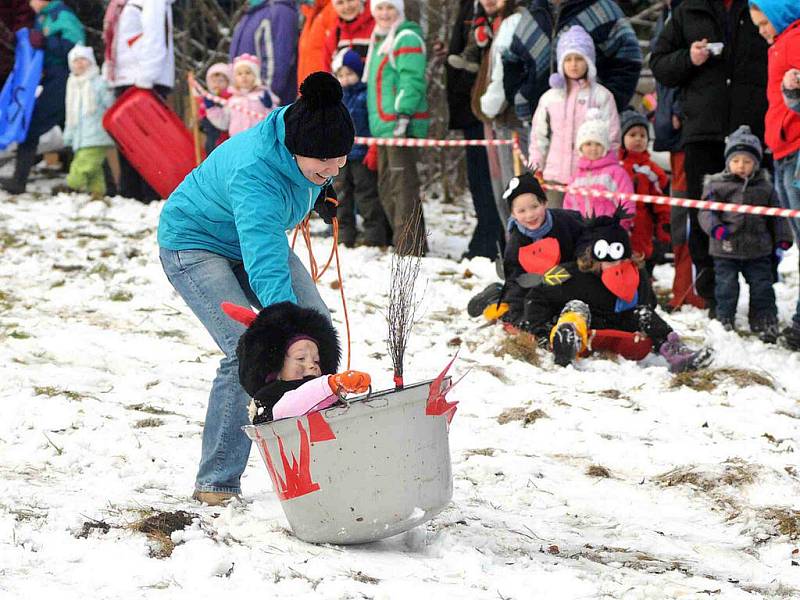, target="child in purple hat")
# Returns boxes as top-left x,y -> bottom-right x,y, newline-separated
527,25 -> 620,209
